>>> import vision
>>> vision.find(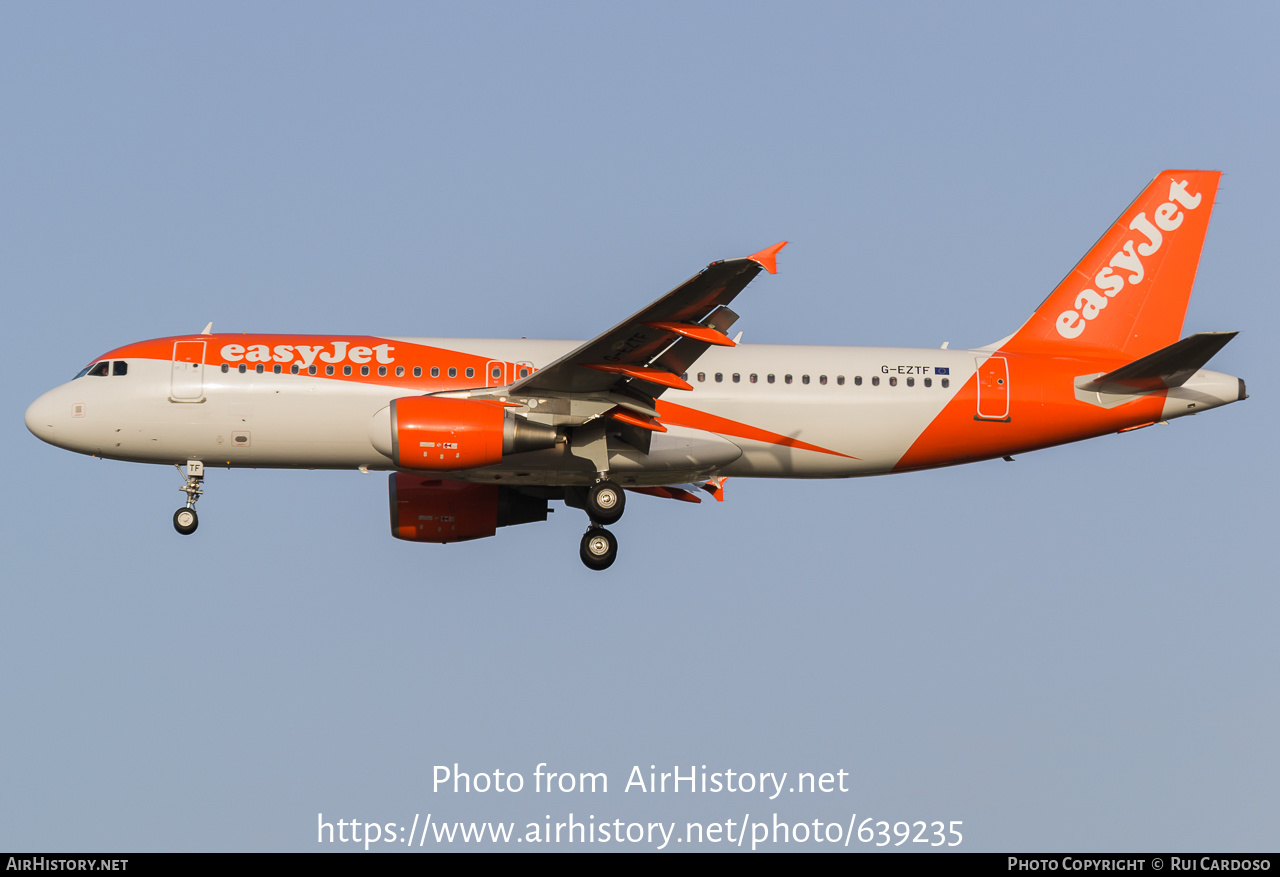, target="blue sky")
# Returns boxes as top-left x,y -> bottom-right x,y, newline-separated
3,2 -> 1275,851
